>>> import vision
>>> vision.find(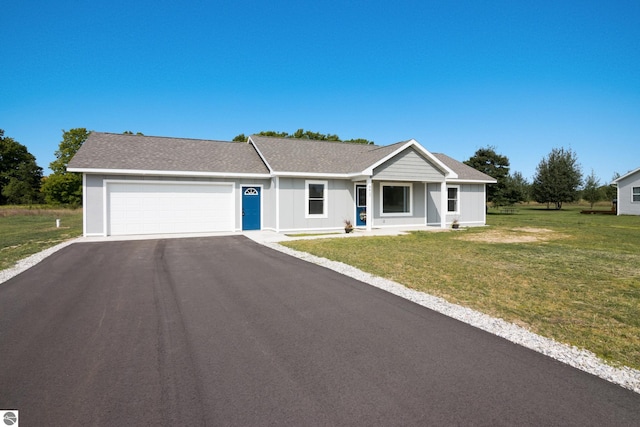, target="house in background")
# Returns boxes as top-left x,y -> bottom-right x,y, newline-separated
612,168 -> 640,215
68,132 -> 496,237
